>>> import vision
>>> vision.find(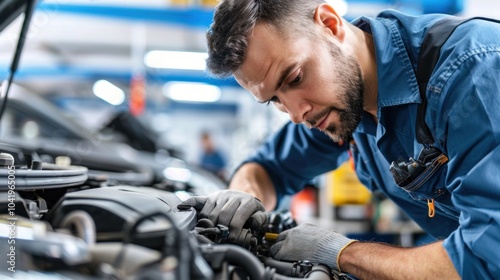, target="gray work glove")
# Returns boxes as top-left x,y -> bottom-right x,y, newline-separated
269,223 -> 357,272
177,190 -> 266,242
